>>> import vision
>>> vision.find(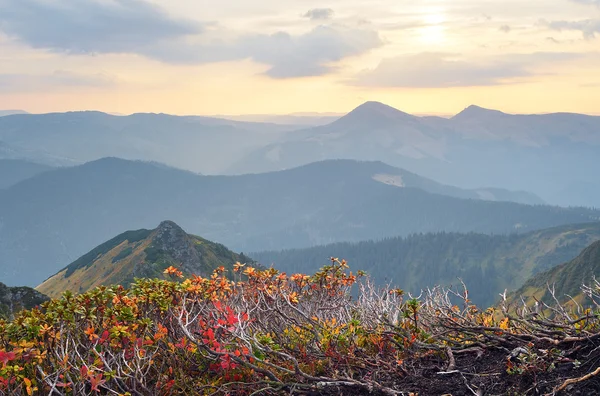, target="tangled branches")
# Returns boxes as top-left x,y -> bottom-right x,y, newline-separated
1,260 -> 600,395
